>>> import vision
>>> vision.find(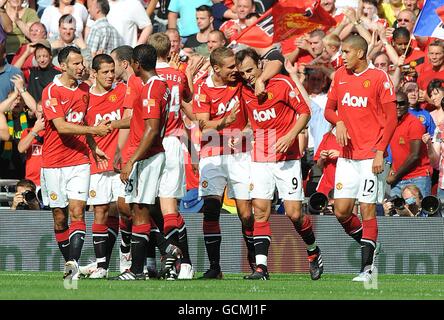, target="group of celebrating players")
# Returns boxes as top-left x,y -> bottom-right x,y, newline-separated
40,27 -> 394,282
